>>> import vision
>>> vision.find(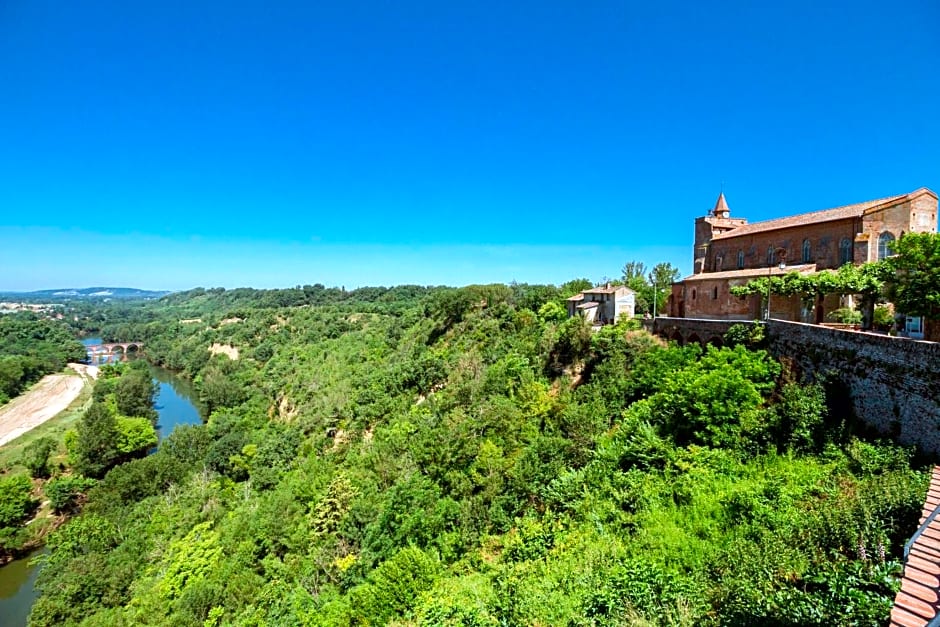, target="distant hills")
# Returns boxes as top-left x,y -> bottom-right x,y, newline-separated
0,287 -> 171,301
